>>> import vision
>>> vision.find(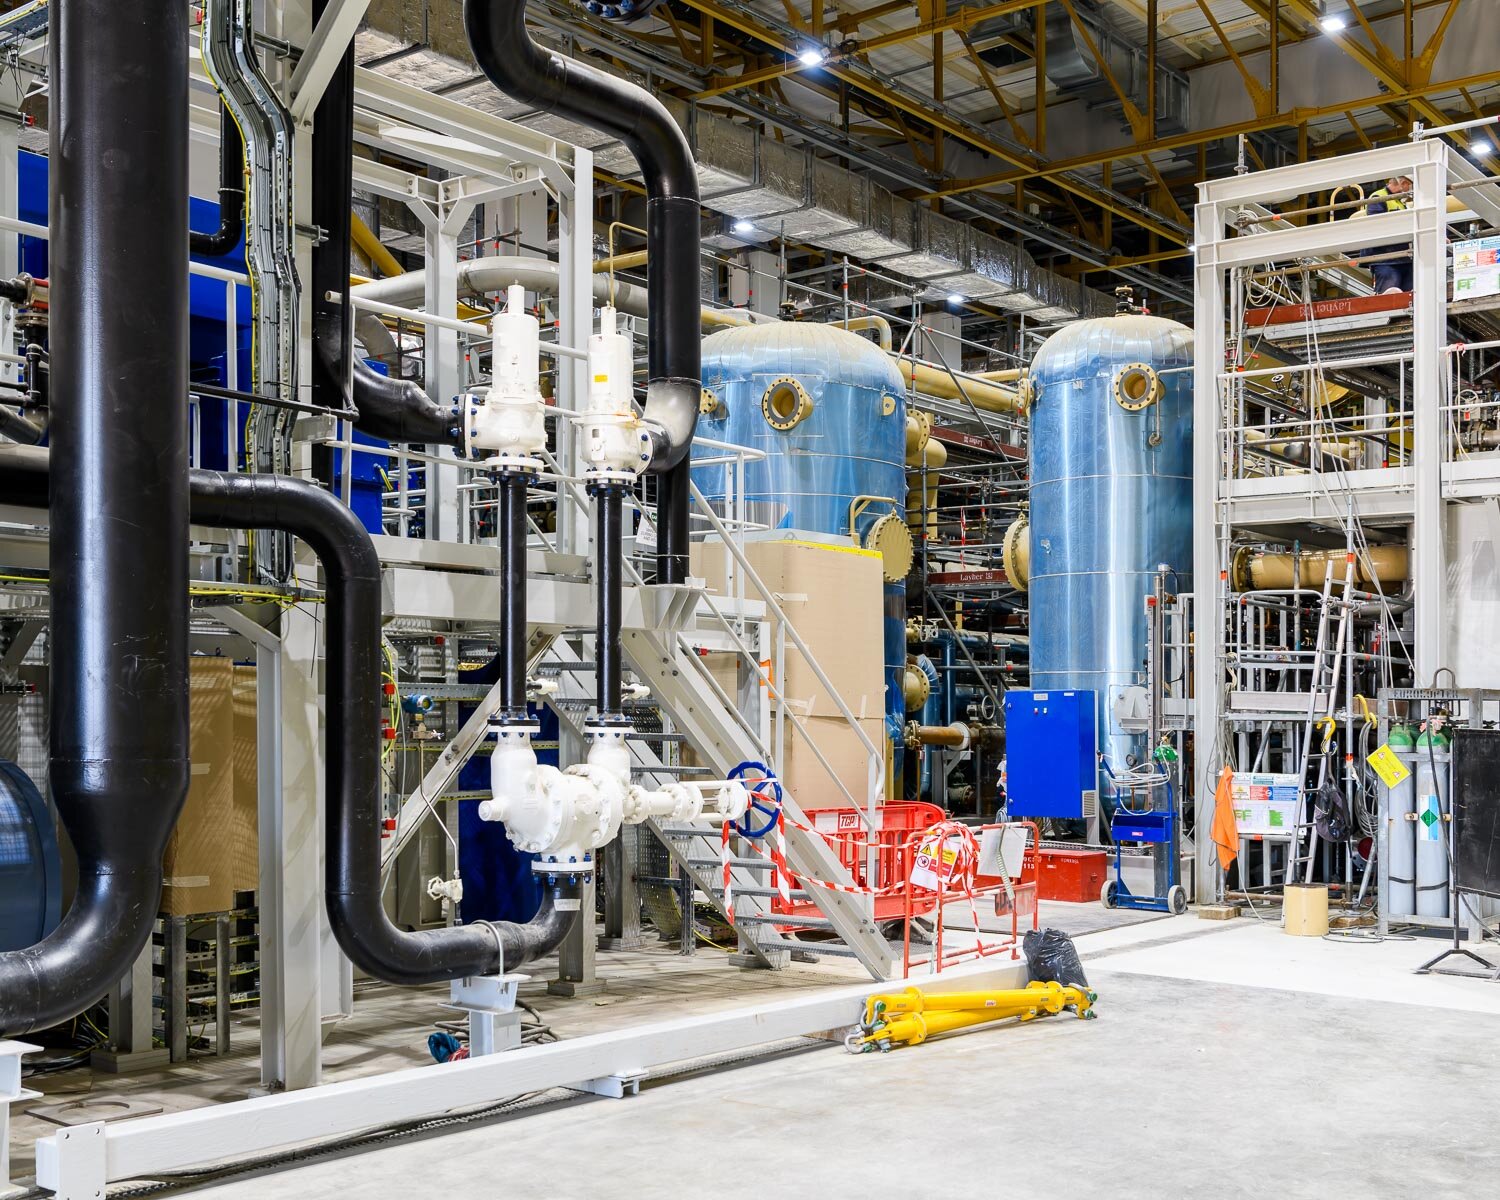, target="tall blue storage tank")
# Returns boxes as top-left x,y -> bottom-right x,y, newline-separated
692,321 -> 909,755
1027,313 -> 1193,798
